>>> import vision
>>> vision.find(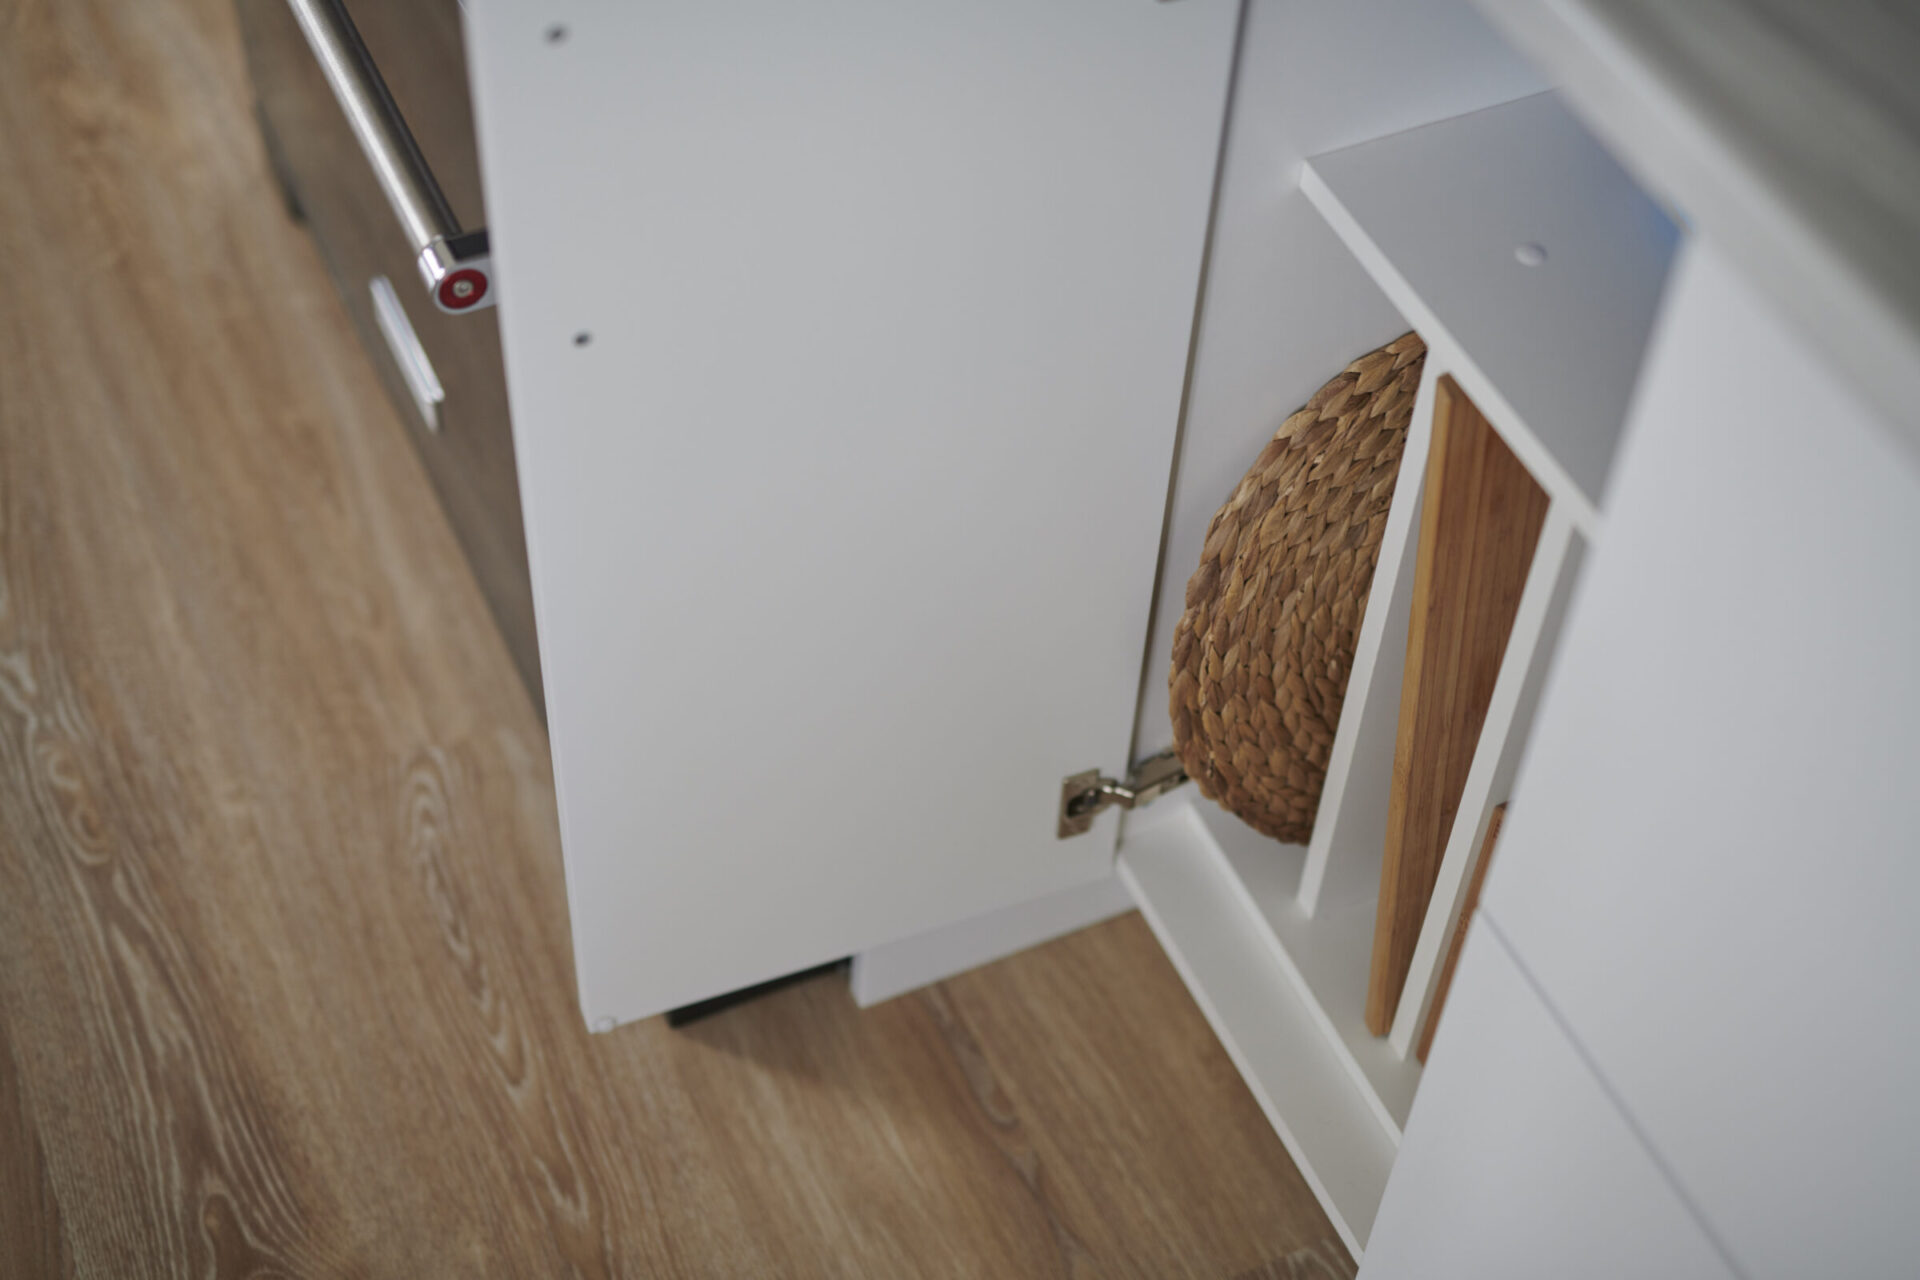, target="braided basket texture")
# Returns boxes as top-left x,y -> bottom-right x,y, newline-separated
1169,333 -> 1425,843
